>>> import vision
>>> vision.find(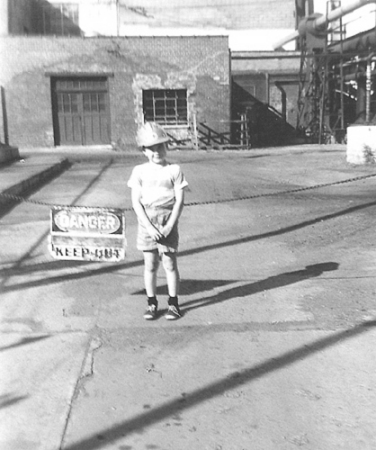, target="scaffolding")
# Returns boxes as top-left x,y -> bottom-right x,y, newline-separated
289,0 -> 376,143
